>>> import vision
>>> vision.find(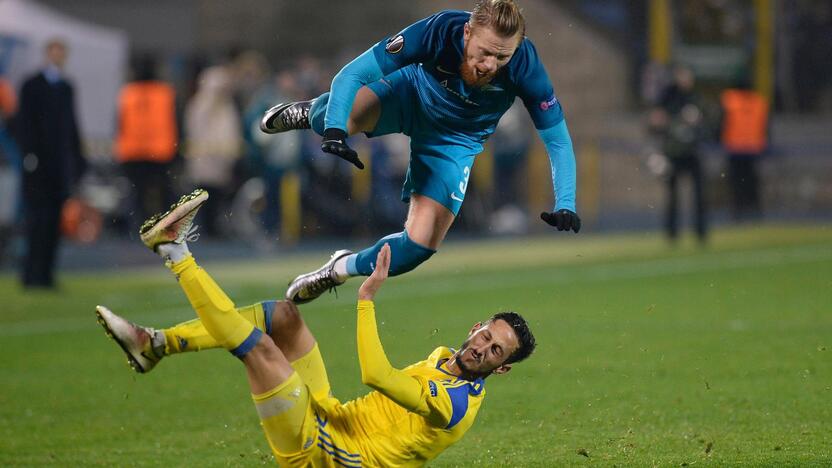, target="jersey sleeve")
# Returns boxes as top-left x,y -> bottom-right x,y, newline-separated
538,121 -> 577,212
513,40 -> 564,130
371,11 -> 456,76
416,377 -> 473,429
324,48 -> 385,131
